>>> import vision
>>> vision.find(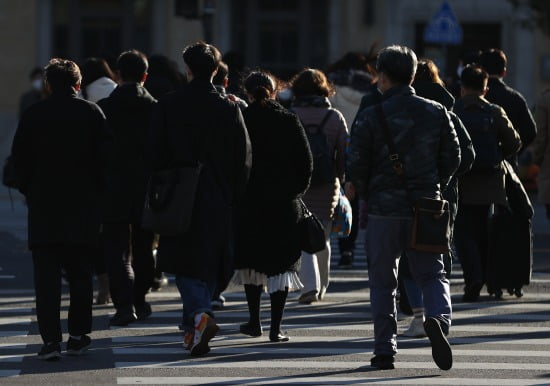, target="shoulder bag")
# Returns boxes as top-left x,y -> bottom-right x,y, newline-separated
299,198 -> 326,254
